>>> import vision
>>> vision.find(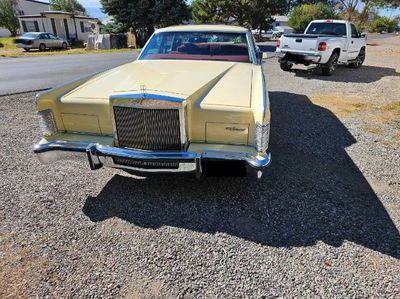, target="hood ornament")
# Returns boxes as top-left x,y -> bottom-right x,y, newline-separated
140,85 -> 147,98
